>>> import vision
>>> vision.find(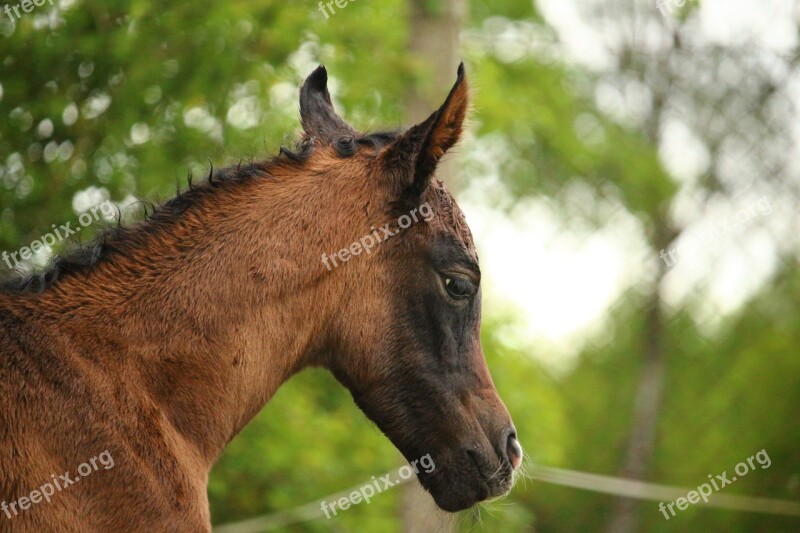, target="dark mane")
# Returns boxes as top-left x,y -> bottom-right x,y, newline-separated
0,131 -> 399,295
